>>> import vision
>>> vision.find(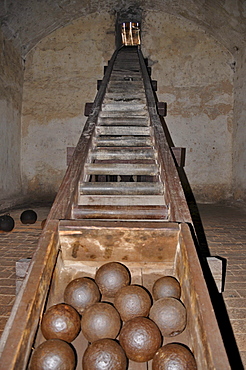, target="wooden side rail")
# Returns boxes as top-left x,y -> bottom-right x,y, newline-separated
138,48 -> 191,223
46,48 -> 121,221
